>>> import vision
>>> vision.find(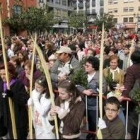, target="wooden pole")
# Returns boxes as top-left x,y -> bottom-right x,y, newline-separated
127,38 -> 135,68
31,36 -> 59,139
28,33 -> 37,139
0,10 -> 17,139
97,23 -> 105,139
